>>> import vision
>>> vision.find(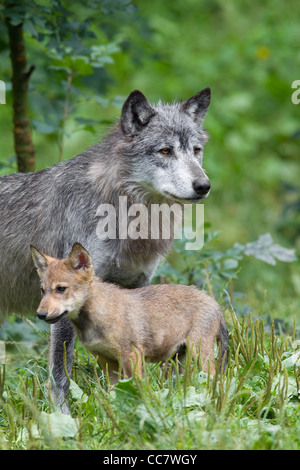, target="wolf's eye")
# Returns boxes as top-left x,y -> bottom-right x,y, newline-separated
56,286 -> 66,293
159,148 -> 171,155
41,287 -> 45,296
194,147 -> 202,155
